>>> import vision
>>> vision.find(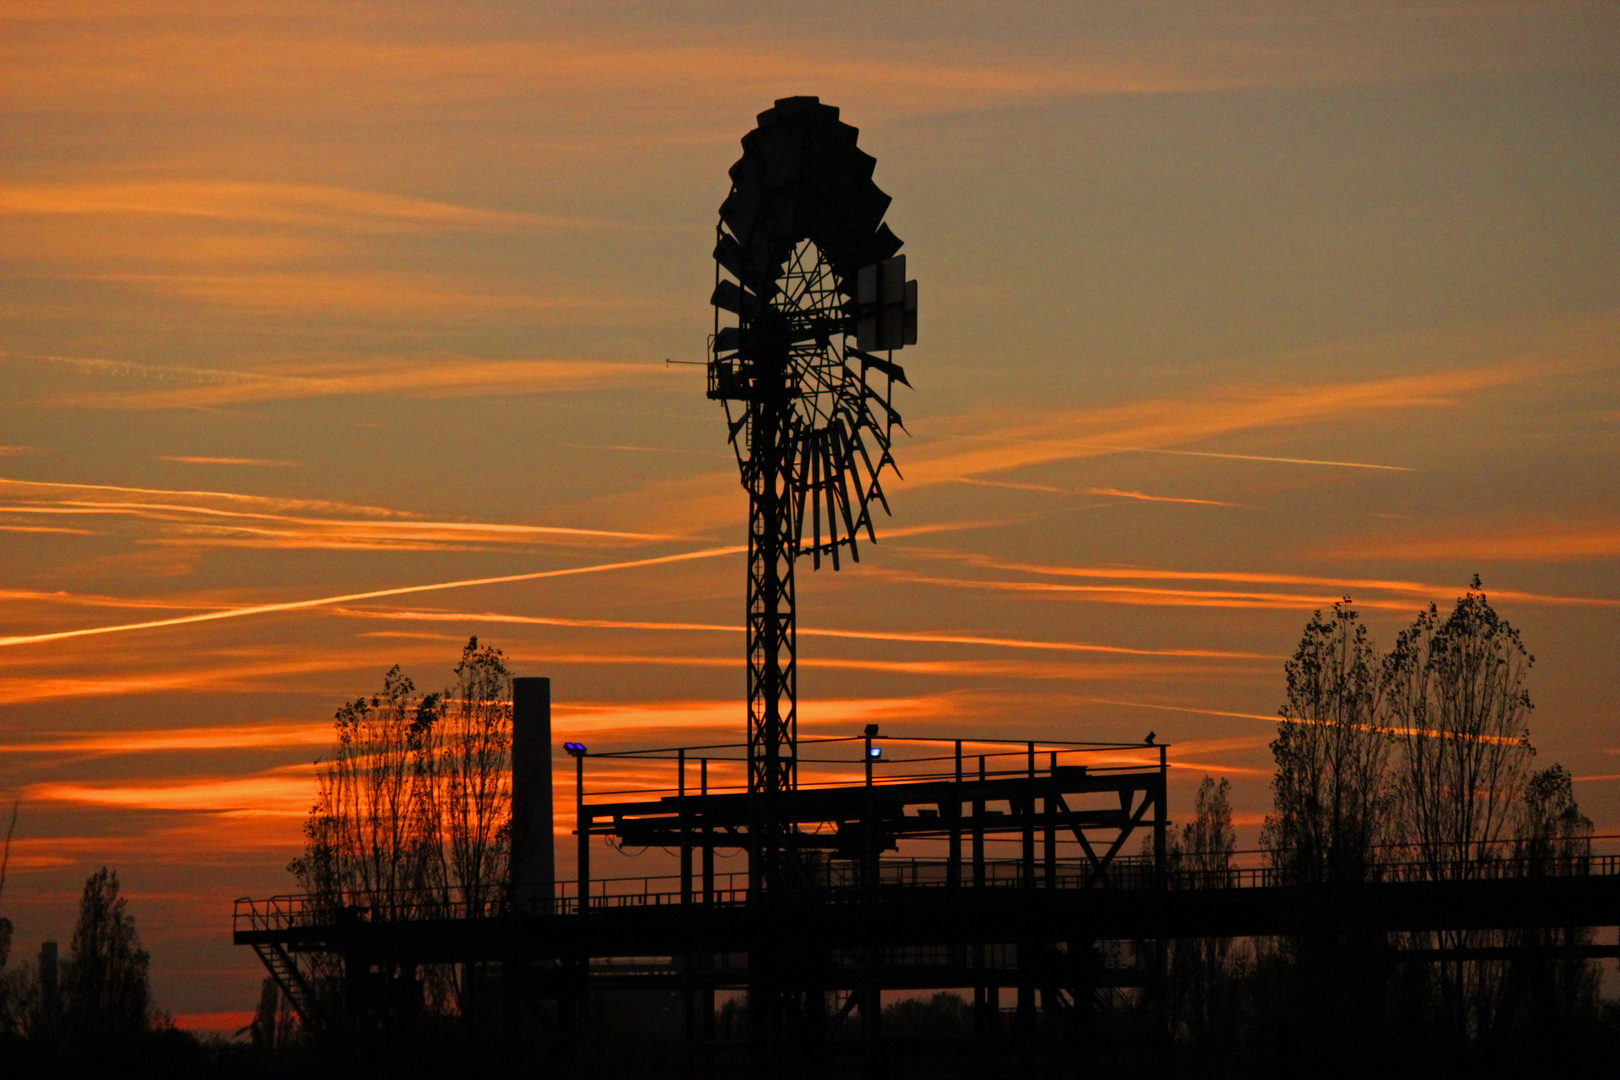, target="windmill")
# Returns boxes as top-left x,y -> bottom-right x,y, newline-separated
708,97 -> 917,891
